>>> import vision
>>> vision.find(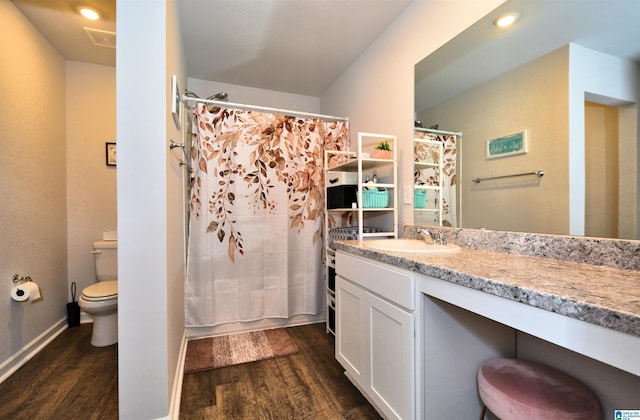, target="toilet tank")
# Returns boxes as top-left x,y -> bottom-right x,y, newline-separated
92,240 -> 117,282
